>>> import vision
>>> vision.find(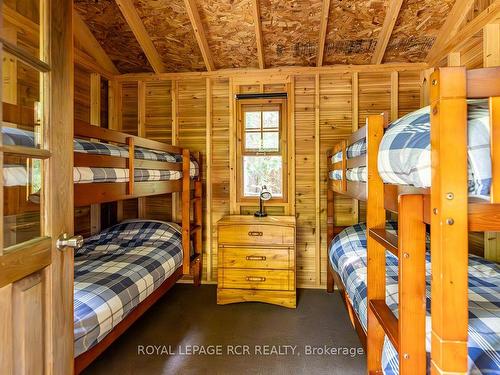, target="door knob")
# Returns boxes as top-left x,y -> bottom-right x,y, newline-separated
57,233 -> 84,250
